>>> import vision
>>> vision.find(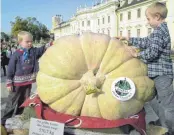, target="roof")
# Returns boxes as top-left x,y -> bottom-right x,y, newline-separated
118,0 -> 148,10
